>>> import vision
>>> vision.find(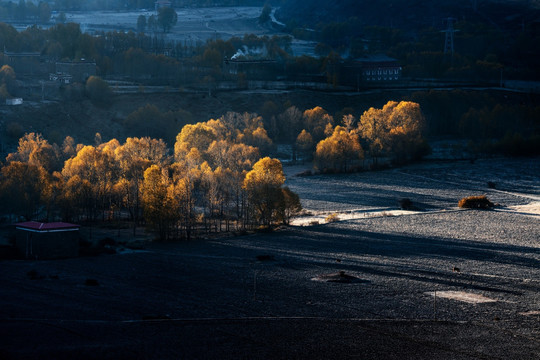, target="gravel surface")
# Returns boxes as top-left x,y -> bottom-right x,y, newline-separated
0,157 -> 538,359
